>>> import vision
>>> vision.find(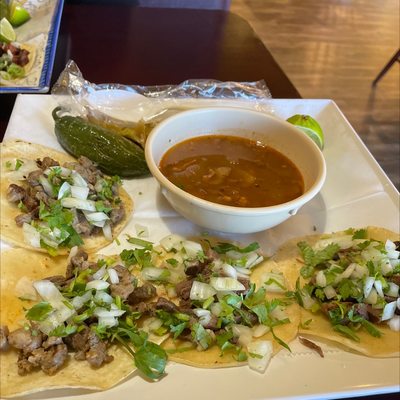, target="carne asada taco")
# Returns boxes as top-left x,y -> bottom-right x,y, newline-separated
0,42 -> 36,84
0,247 -> 168,397
118,234 -> 300,372
1,140 -> 133,255
281,226 -> 400,357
